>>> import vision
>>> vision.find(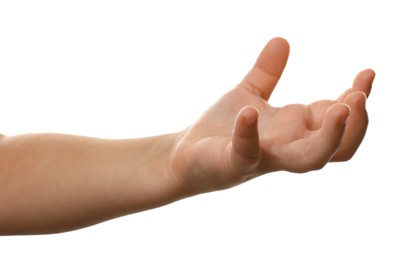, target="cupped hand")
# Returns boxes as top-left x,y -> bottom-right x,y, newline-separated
170,38 -> 375,194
